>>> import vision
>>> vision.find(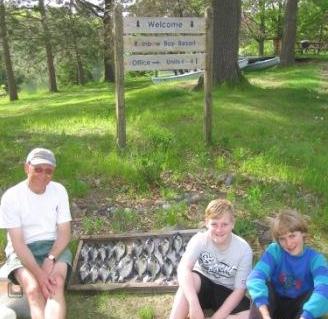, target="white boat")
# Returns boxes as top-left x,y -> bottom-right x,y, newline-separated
151,58 -> 249,84
151,70 -> 203,84
244,56 -> 280,71
238,57 -> 249,69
